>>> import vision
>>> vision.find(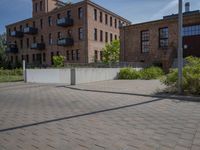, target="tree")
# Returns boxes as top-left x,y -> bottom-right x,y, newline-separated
102,40 -> 120,64
53,55 -> 65,68
0,33 -> 8,68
